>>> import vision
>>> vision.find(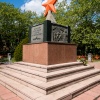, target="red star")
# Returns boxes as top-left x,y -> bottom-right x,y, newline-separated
42,0 -> 57,16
